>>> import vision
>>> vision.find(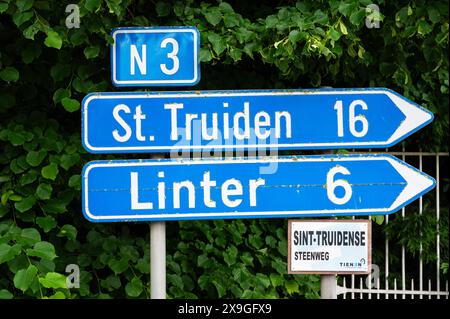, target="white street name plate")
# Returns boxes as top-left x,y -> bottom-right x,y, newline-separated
288,220 -> 371,274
